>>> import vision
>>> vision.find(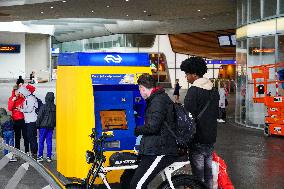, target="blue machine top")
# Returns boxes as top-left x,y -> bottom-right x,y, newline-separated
58,52 -> 150,67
